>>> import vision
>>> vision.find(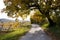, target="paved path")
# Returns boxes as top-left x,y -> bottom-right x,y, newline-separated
19,24 -> 52,40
